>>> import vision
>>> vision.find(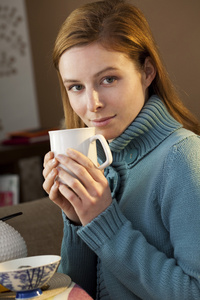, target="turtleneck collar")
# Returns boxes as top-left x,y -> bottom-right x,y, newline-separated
97,96 -> 182,162
108,95 -> 182,154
